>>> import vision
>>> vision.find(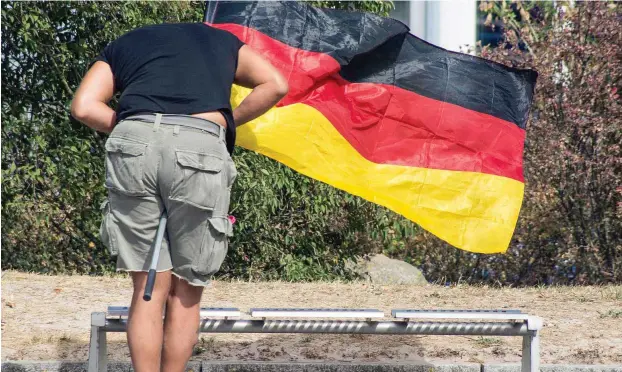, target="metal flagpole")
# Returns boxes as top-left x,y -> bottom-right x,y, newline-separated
143,211 -> 168,301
